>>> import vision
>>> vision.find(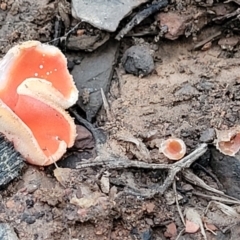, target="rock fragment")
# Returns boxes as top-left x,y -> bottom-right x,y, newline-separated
71,41 -> 119,122
71,0 -> 149,32
156,12 -> 192,40
200,128 -> 215,143
0,223 -> 19,240
67,32 -> 110,52
122,45 -> 154,77
218,36 -> 239,51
